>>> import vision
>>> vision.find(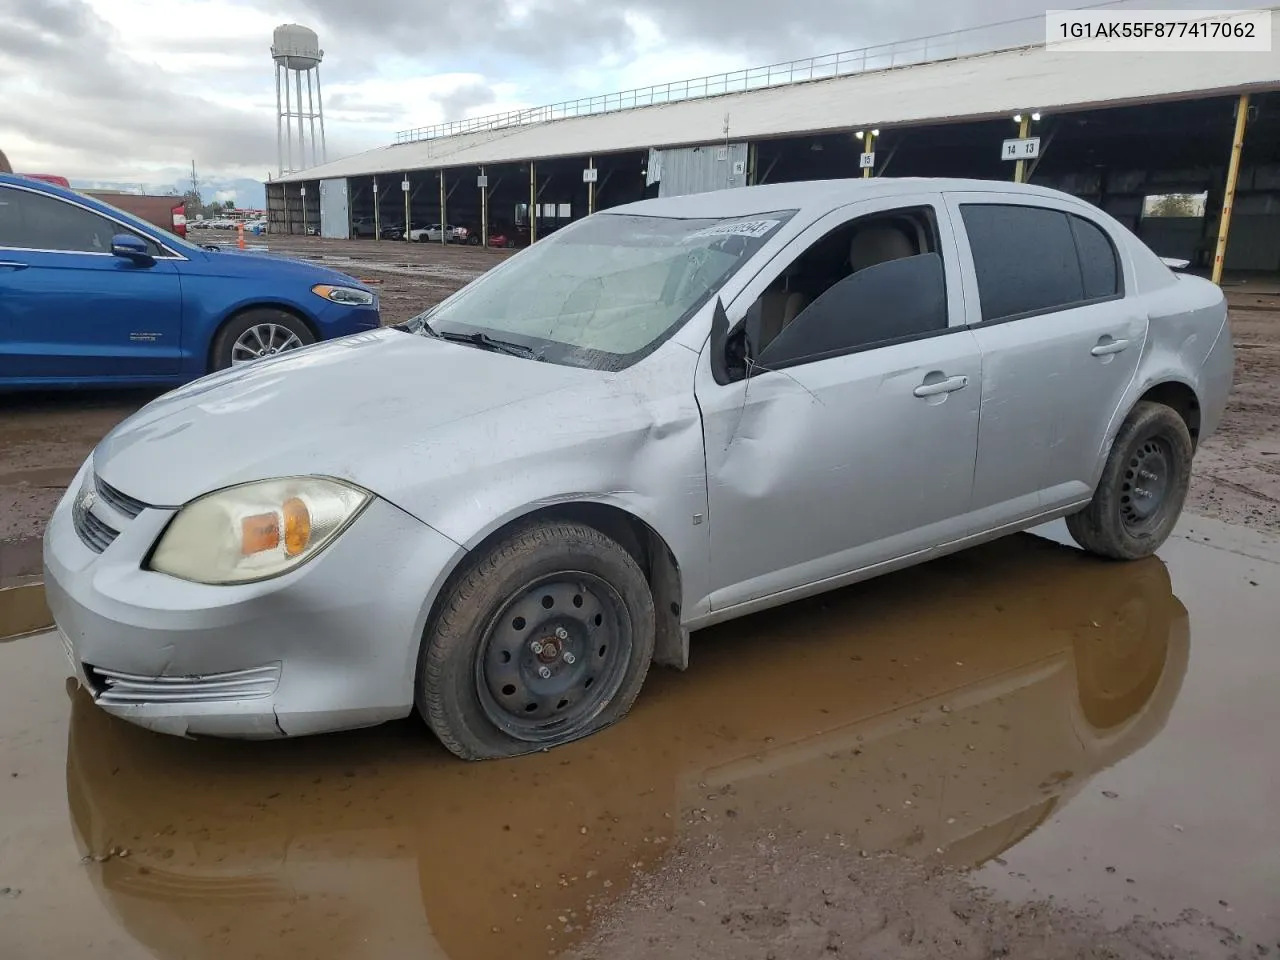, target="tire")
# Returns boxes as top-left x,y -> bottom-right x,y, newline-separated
1066,401 -> 1193,560
209,308 -> 315,372
417,520 -> 656,760
468,235 -> 480,246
